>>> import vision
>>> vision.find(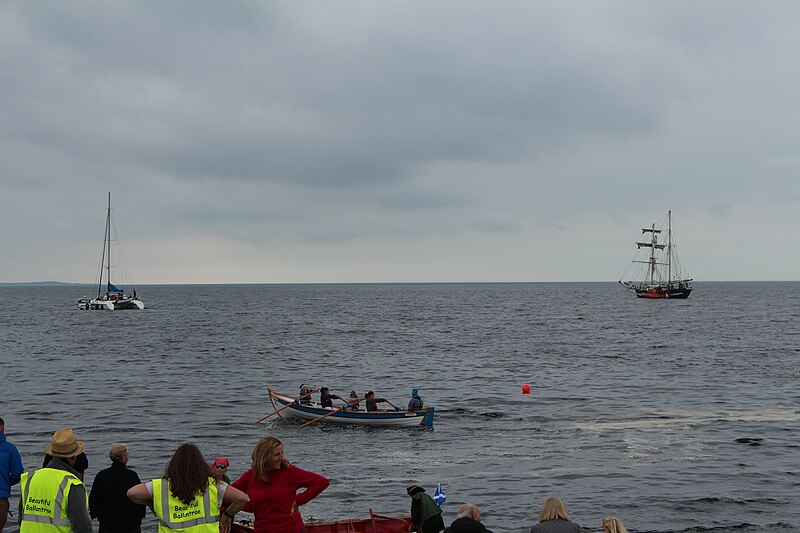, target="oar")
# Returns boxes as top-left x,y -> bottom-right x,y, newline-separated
299,396 -> 366,428
299,407 -> 342,428
346,396 -> 366,409
254,389 -> 316,424
385,400 -> 401,411
339,396 -> 365,408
